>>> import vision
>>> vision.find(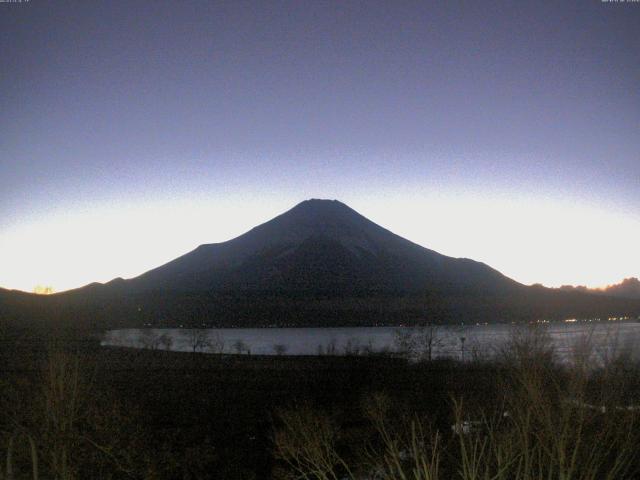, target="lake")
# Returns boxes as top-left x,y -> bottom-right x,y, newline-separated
102,321 -> 640,363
